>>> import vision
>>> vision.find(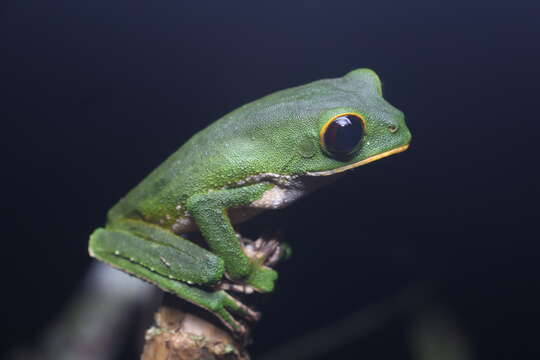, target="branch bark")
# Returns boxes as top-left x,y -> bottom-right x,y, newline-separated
141,294 -> 250,360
